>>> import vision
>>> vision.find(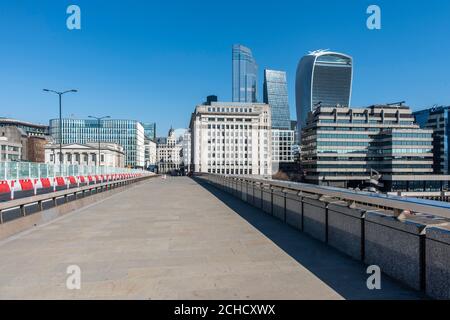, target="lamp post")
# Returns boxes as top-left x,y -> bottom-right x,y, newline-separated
88,115 -> 110,167
43,89 -> 77,174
